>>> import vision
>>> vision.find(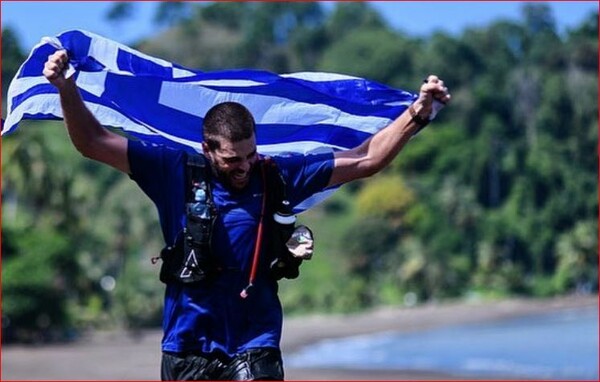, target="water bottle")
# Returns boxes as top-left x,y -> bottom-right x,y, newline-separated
271,200 -> 301,279
191,182 -> 209,219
